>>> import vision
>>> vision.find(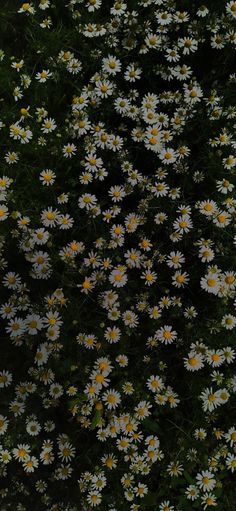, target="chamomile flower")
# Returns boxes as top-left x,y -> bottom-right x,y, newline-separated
36,69 -> 52,82
23,455 -> 39,472
41,118 -> 57,133
18,3 -> 36,14
200,388 -> 221,412
0,415 -> 9,435
102,55 -> 121,75
63,143 -> 77,158
184,351 -> 204,371
102,390 -> 121,410
156,325 -> 177,345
